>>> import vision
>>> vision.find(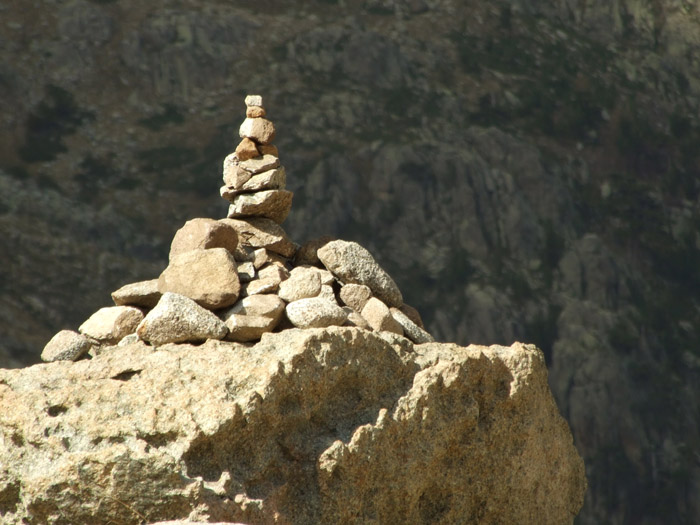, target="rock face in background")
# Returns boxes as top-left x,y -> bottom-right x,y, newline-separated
0,328 -> 586,524
1,1 -> 699,523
